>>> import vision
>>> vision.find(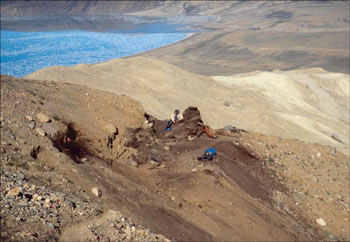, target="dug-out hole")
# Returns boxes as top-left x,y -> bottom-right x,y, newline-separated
52,122 -> 91,163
